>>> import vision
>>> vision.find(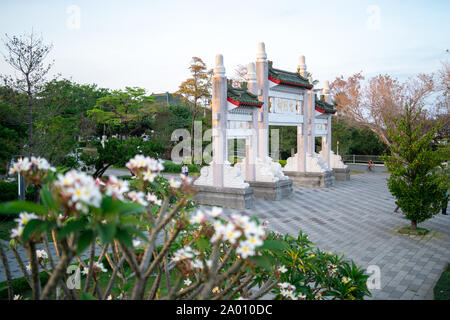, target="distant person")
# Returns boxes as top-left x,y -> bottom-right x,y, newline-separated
181,164 -> 189,176
368,159 -> 374,172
